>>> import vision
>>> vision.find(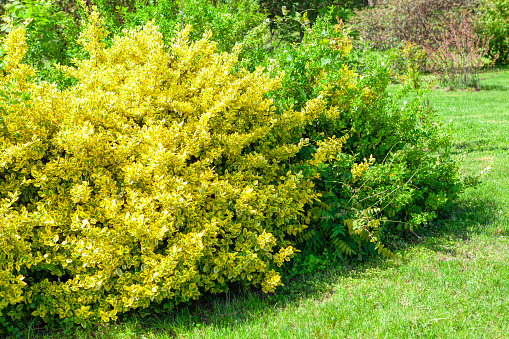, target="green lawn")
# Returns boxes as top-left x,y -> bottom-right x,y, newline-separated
23,71 -> 509,339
